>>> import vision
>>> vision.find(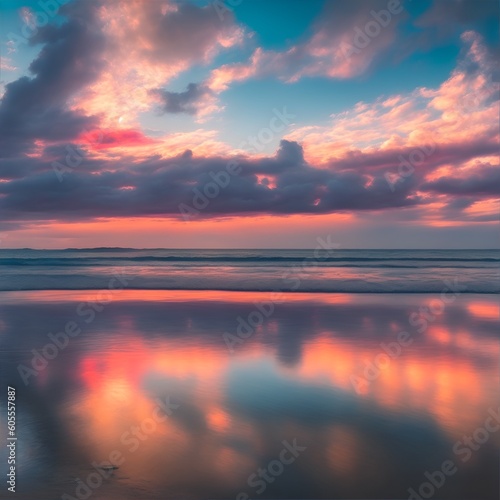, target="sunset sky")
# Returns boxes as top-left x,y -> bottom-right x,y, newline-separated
0,0 -> 498,248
